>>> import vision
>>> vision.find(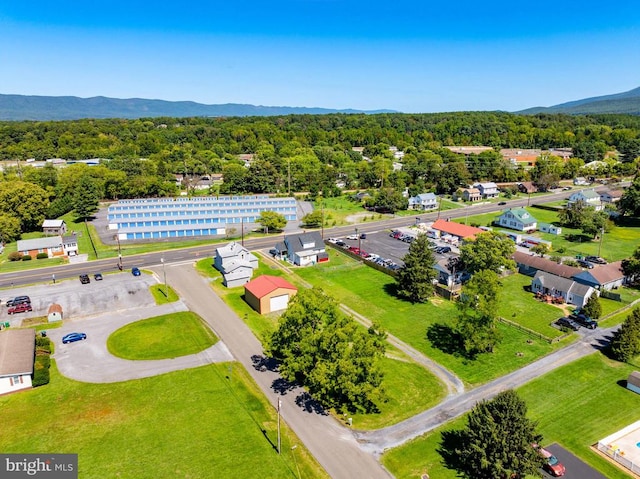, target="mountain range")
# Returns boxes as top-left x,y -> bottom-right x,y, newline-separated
517,86 -> 640,115
0,94 -> 394,121
0,87 -> 639,121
